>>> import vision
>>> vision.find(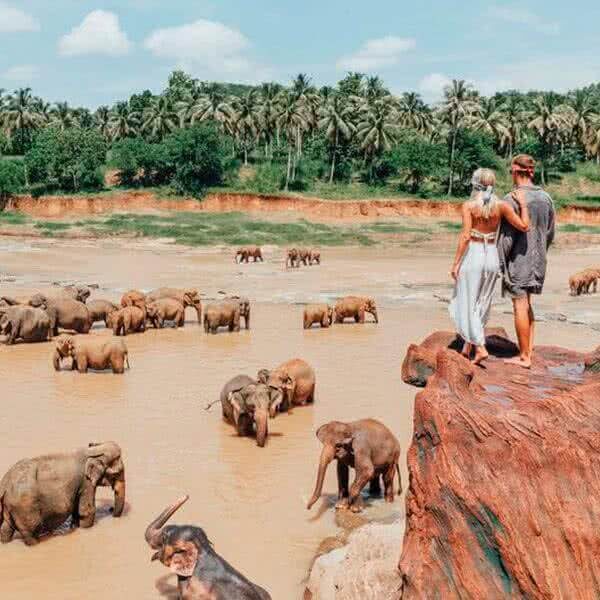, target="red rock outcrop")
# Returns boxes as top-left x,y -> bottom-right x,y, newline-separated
399,331 -> 600,599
